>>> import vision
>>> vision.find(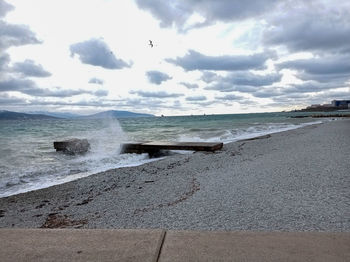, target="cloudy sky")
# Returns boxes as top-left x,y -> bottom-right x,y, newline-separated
0,0 -> 349,115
